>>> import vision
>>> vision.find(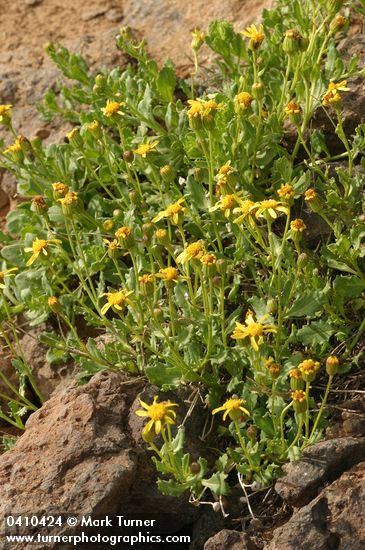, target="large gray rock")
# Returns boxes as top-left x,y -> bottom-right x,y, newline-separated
204,529 -> 258,550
